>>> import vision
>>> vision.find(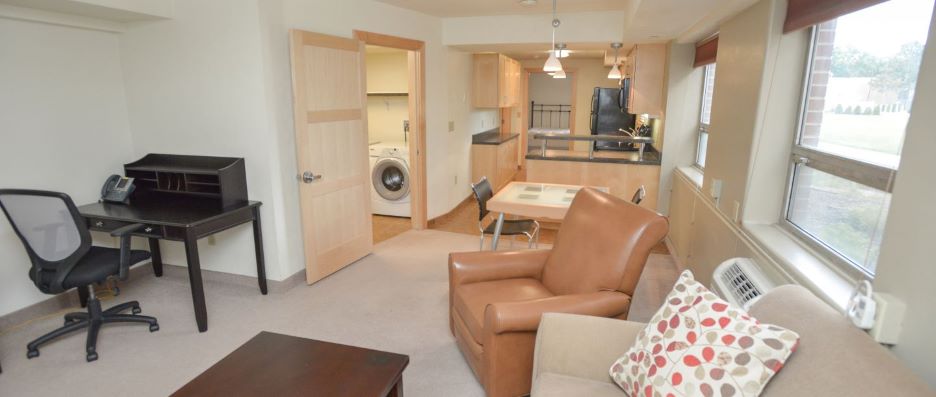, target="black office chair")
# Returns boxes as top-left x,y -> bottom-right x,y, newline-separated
0,189 -> 159,362
471,177 -> 539,250
632,185 -> 647,205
